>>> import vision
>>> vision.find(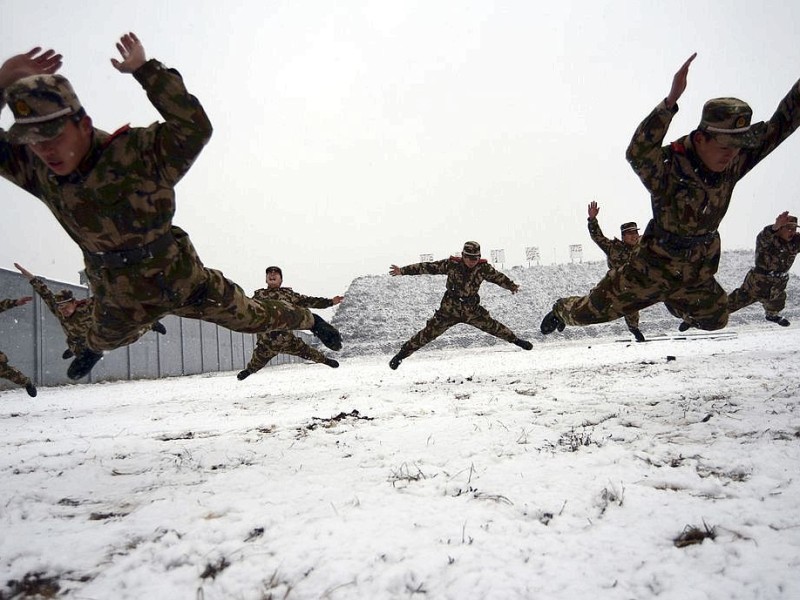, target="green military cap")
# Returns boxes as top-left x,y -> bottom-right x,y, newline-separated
698,97 -> 764,148
54,289 -> 75,304
4,74 -> 83,144
462,241 -> 481,258
620,222 -> 639,234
